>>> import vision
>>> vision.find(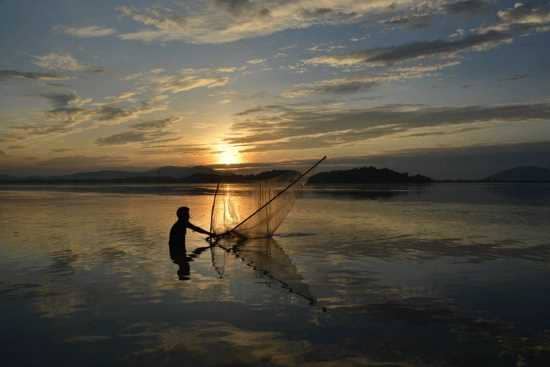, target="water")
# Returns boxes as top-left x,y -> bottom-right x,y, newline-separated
1,183 -> 550,366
